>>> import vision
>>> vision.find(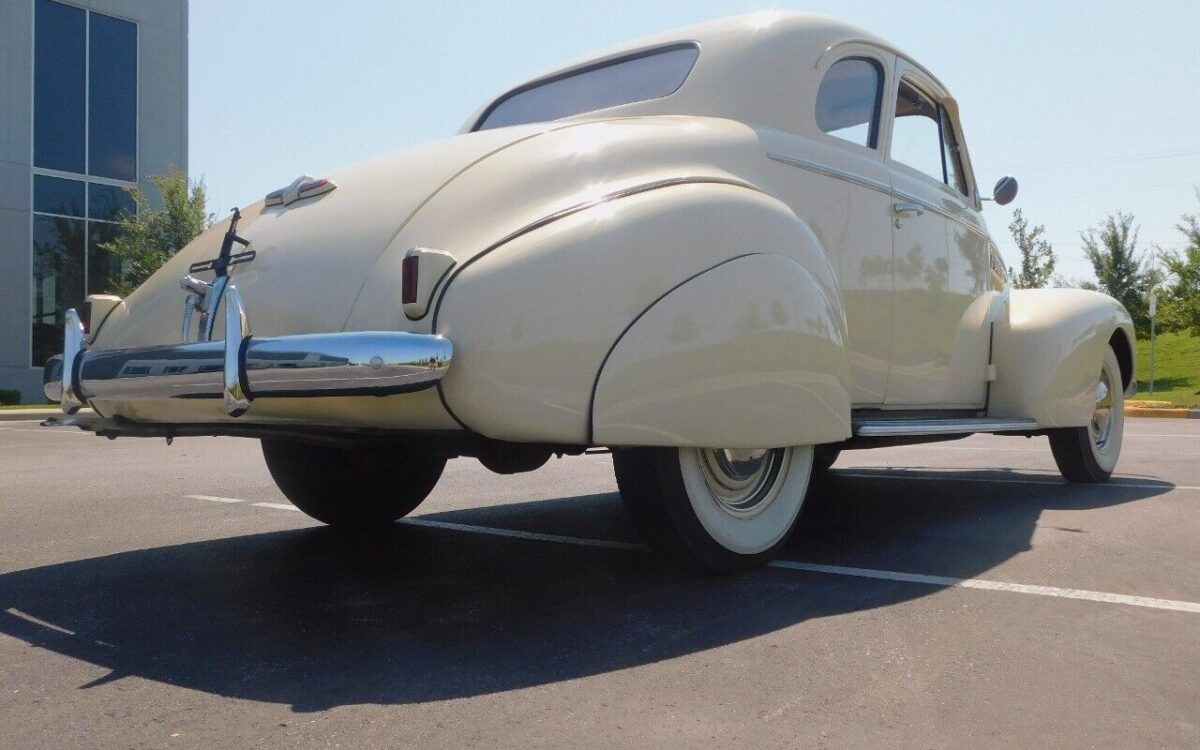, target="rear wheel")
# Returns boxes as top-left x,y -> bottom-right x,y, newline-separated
261,439 -> 446,528
1048,345 -> 1124,483
614,445 -> 813,573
